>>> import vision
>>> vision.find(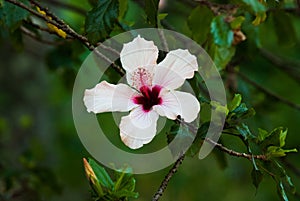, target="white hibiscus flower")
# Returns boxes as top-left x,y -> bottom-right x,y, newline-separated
84,36 -> 200,149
